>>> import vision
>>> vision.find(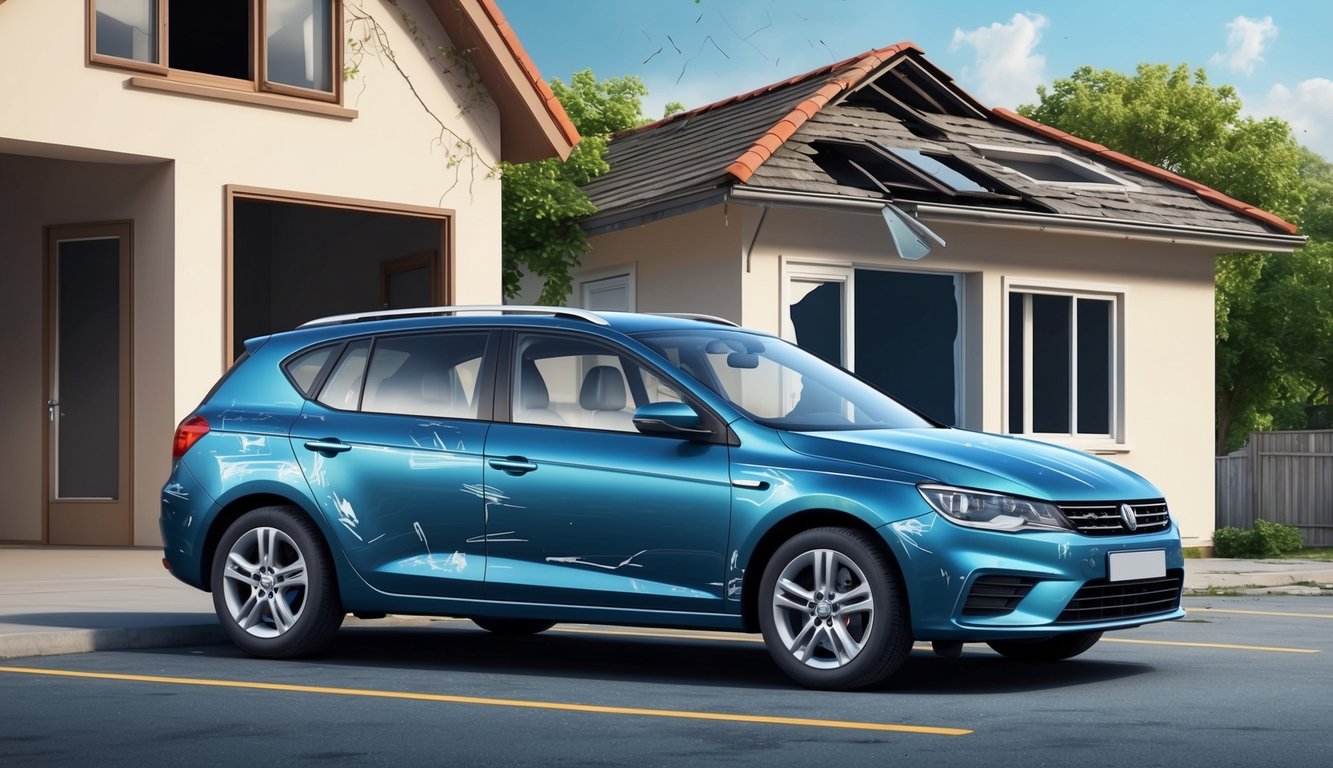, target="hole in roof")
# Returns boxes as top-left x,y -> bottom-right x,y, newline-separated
884,148 -> 990,193
973,145 -> 1135,188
